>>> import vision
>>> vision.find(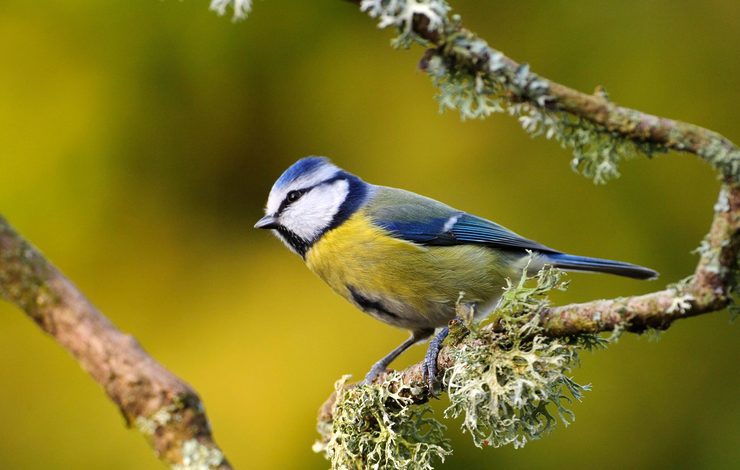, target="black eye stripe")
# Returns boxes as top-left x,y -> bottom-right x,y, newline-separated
277,188 -> 310,215
275,175 -> 349,217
